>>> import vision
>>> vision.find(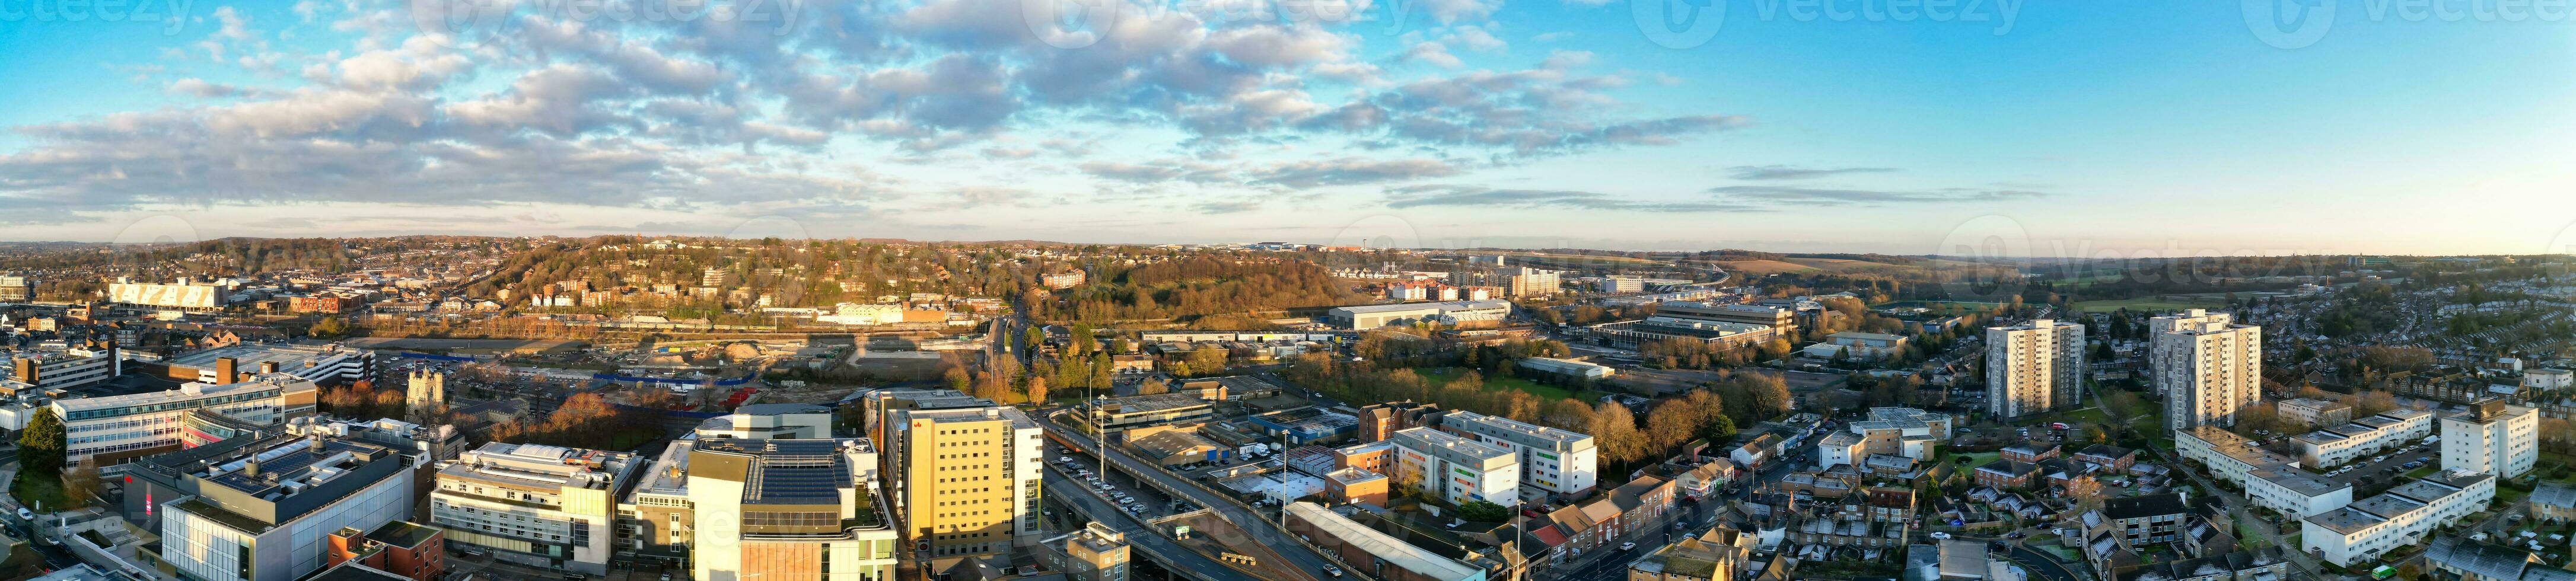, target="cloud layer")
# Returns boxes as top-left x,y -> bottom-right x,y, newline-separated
0,0 -> 1751,226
